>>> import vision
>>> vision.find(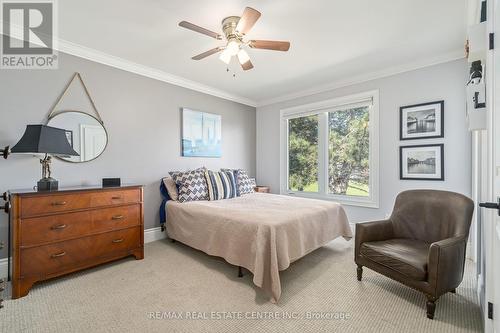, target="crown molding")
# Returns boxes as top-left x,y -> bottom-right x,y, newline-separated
256,50 -> 466,107
0,22 -> 257,107
57,39 -> 257,107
